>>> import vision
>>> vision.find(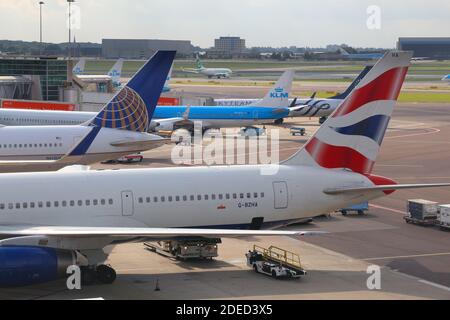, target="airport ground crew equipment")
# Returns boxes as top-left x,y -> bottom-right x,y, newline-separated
404,199 -> 439,226
246,245 -> 306,279
340,202 -> 369,216
144,239 -> 221,260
